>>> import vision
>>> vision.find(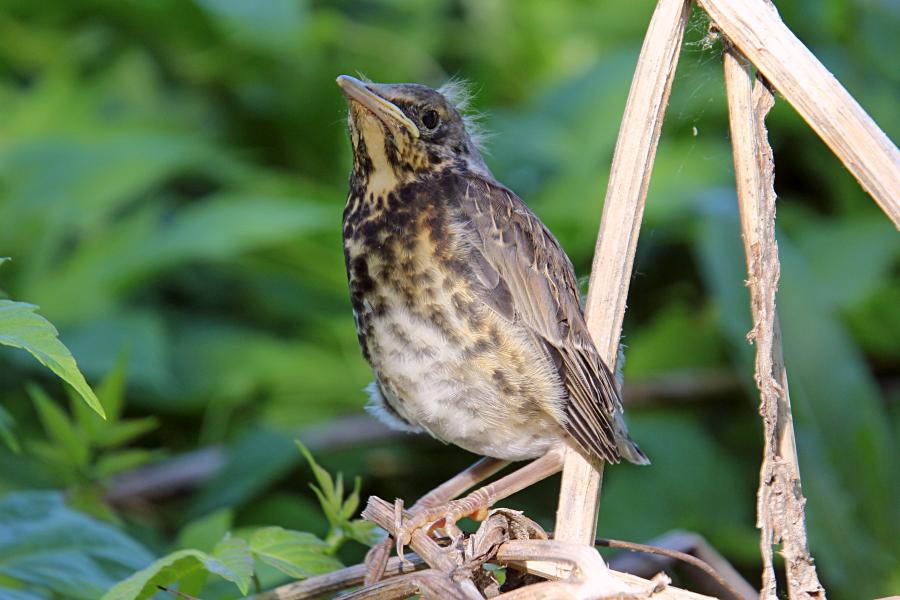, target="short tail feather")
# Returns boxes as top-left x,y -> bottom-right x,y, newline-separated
614,413 -> 650,466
